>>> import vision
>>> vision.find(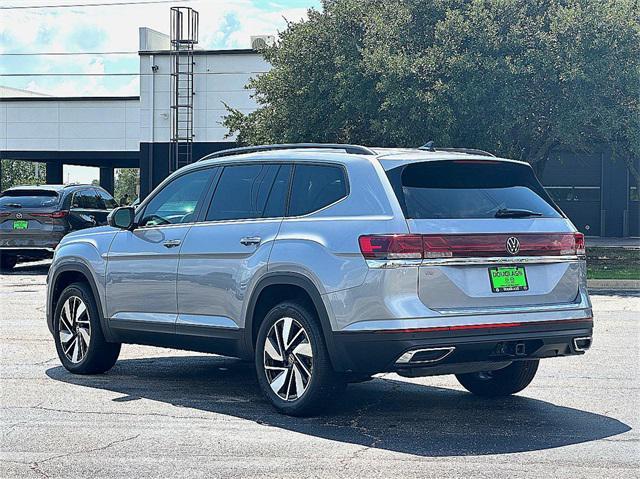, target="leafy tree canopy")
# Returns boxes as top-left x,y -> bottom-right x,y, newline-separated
114,168 -> 139,205
0,160 -> 46,191
224,0 -> 639,181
